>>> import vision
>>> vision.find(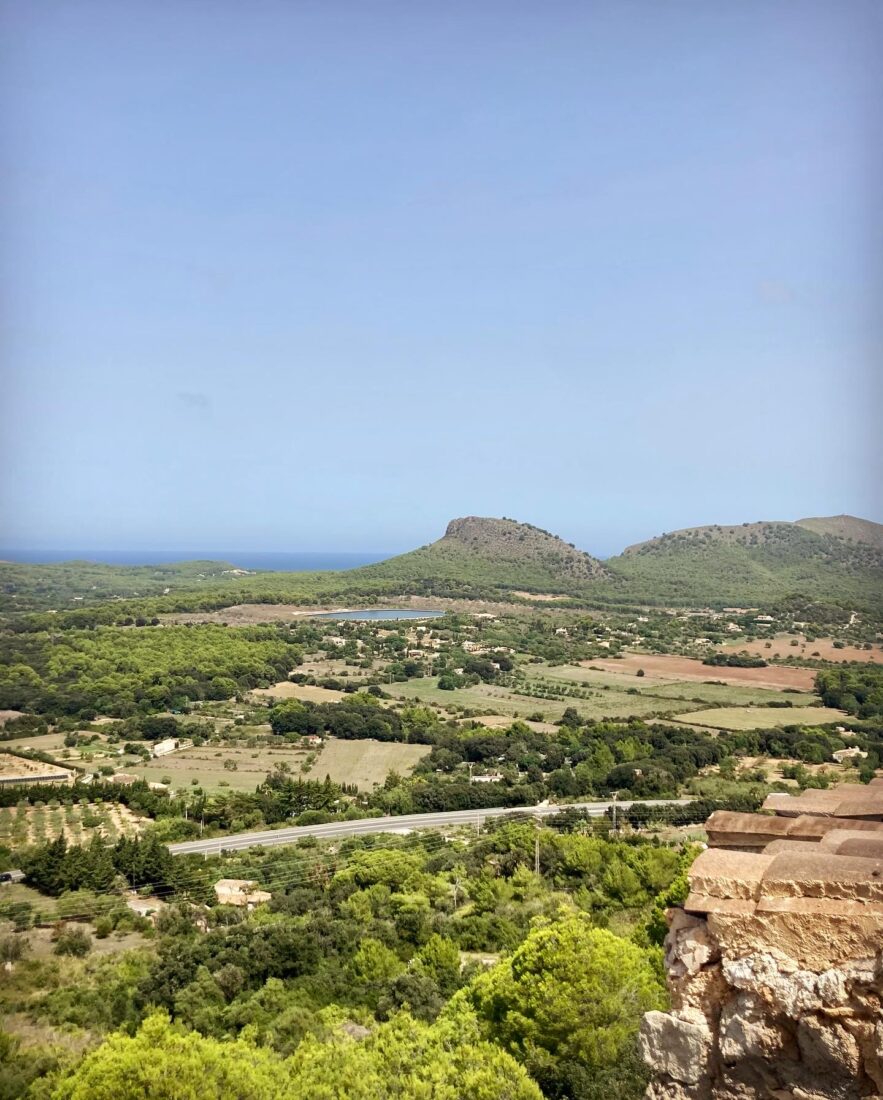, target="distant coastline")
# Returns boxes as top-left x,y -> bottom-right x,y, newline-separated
0,550 -> 391,572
